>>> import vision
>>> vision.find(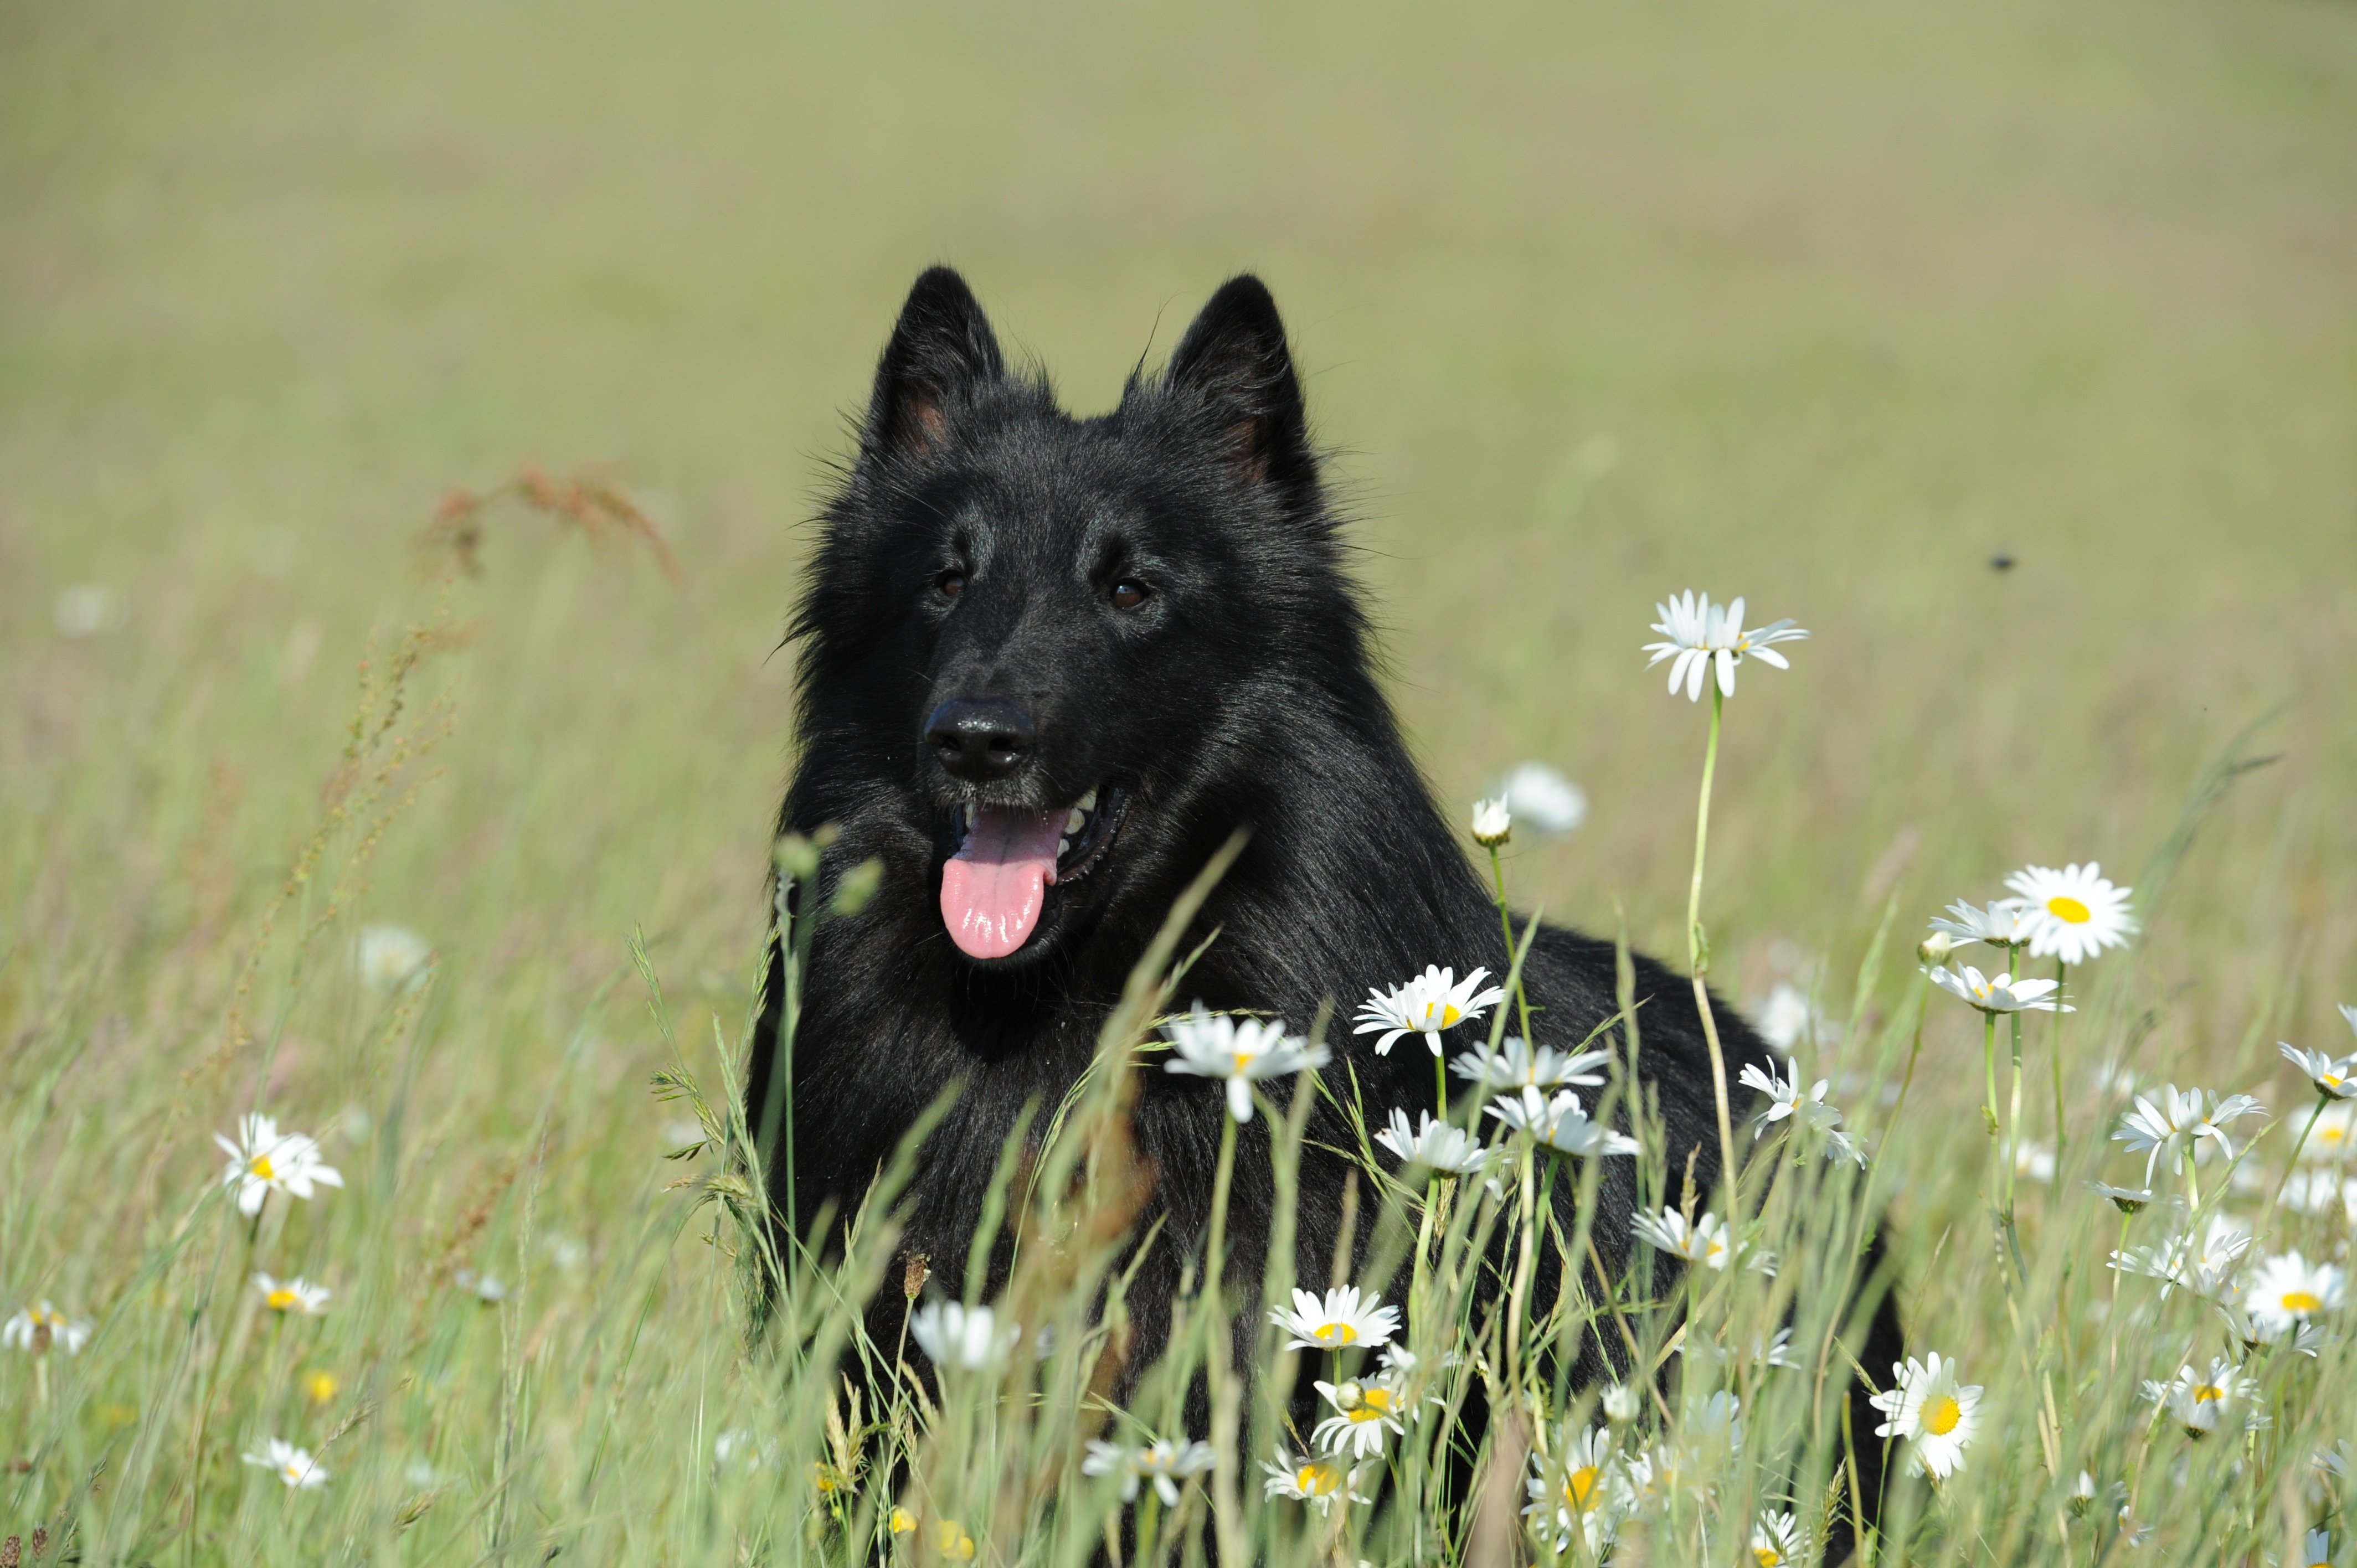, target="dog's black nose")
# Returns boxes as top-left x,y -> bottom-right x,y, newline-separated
925,698 -> 1036,781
